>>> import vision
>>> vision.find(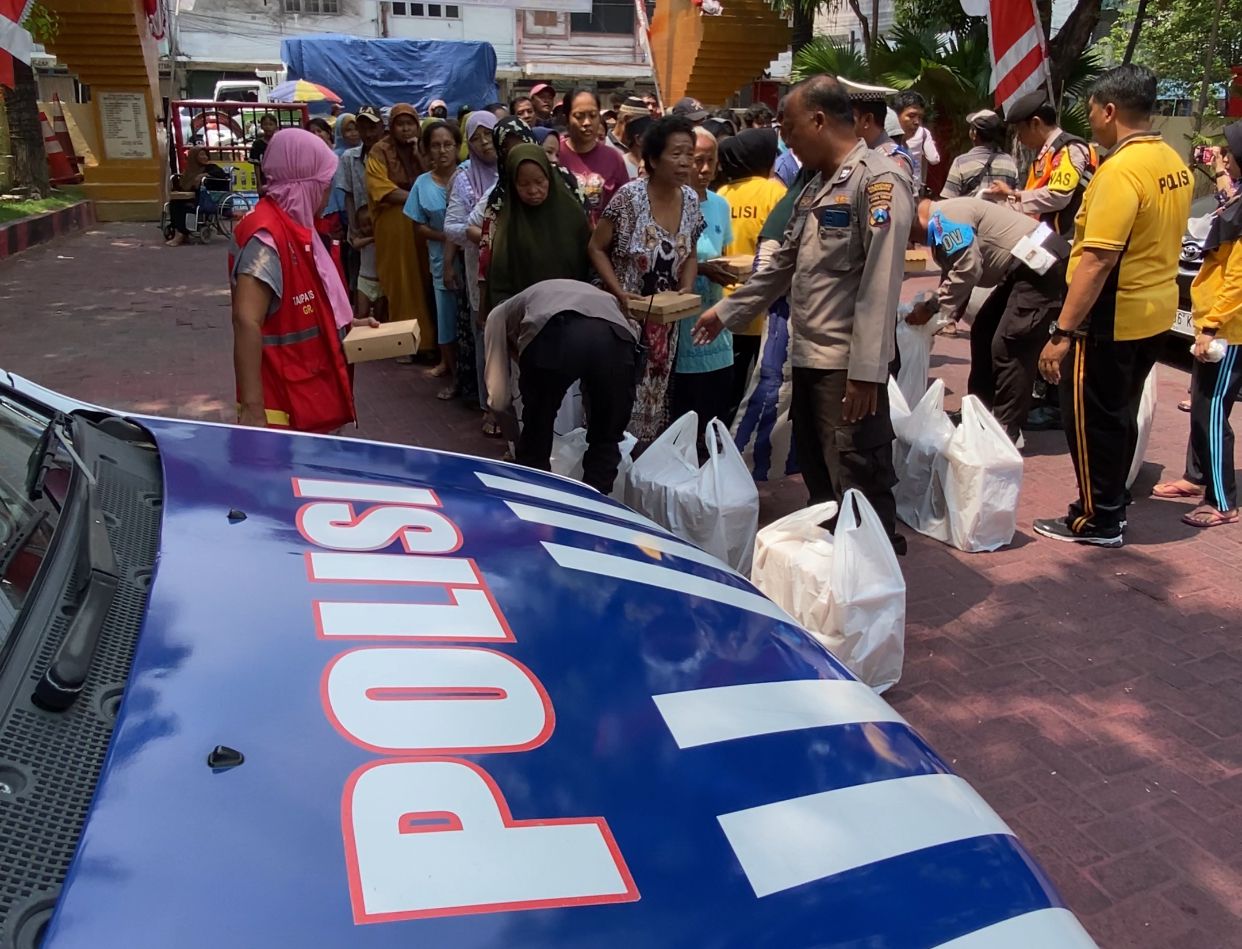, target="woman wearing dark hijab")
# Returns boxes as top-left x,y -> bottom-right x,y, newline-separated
480,143 -> 590,319
475,119 -> 584,292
